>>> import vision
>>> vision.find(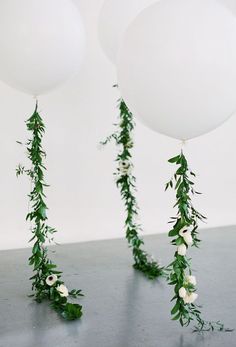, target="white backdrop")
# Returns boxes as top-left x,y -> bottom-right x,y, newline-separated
0,0 -> 236,250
